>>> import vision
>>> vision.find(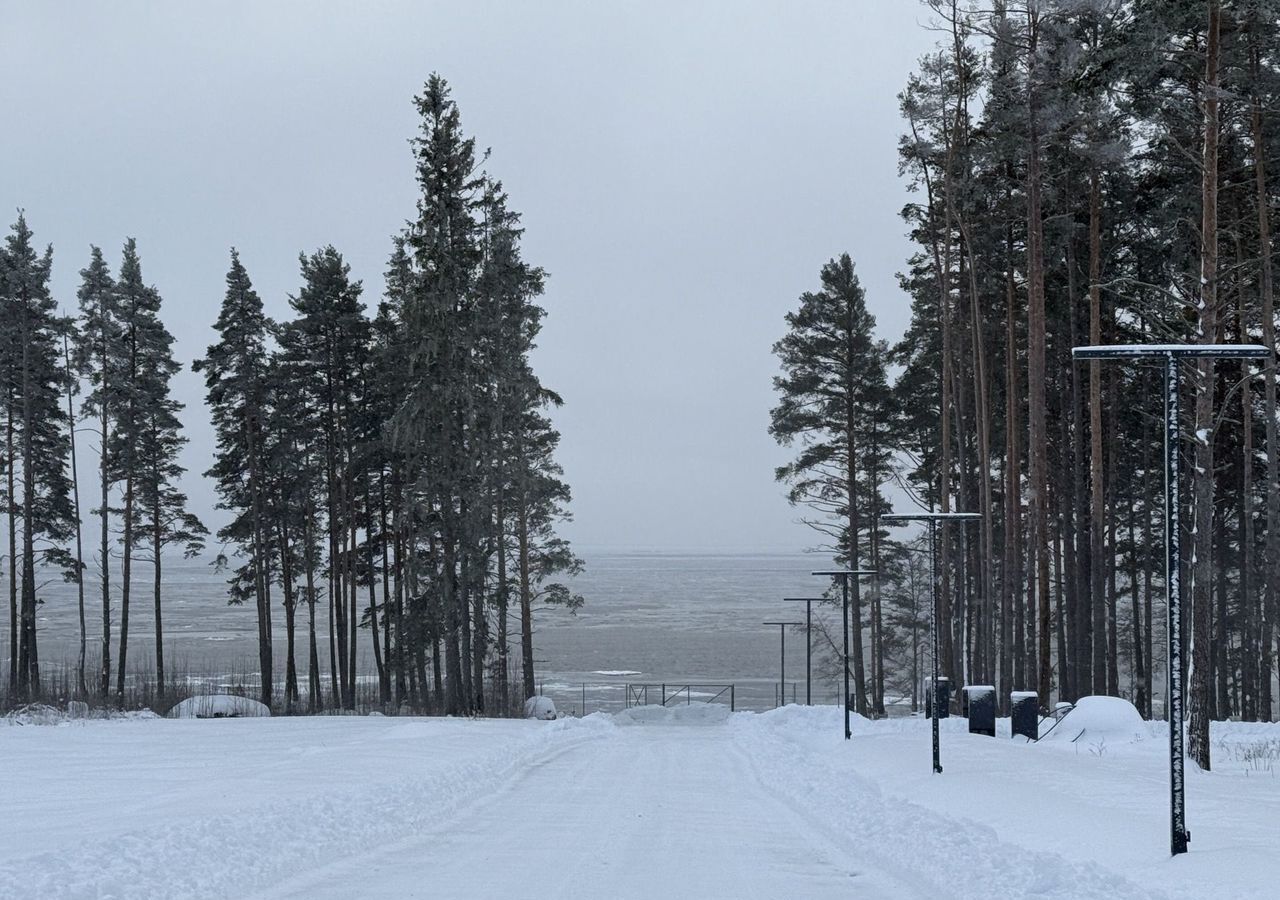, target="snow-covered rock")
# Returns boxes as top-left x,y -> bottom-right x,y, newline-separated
524,695 -> 557,720
167,694 -> 272,719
